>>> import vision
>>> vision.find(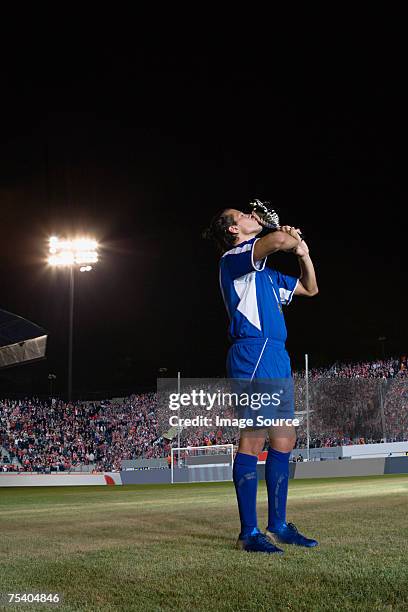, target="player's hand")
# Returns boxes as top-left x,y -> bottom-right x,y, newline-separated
281,226 -> 310,257
293,240 -> 309,257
